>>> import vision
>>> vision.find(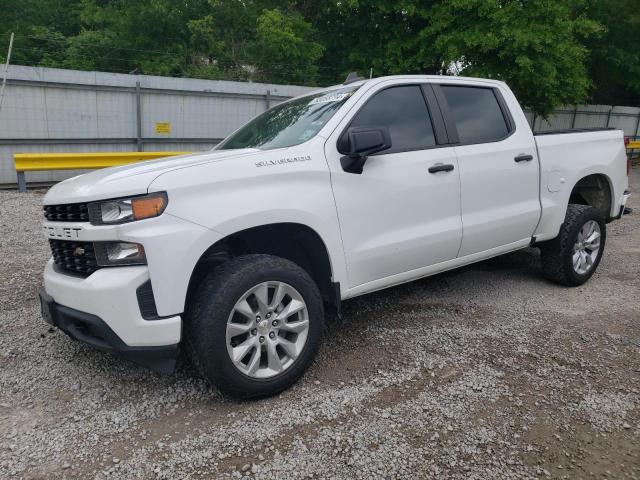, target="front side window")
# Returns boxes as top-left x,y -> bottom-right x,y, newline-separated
441,86 -> 509,144
218,86 -> 359,150
349,85 -> 436,154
